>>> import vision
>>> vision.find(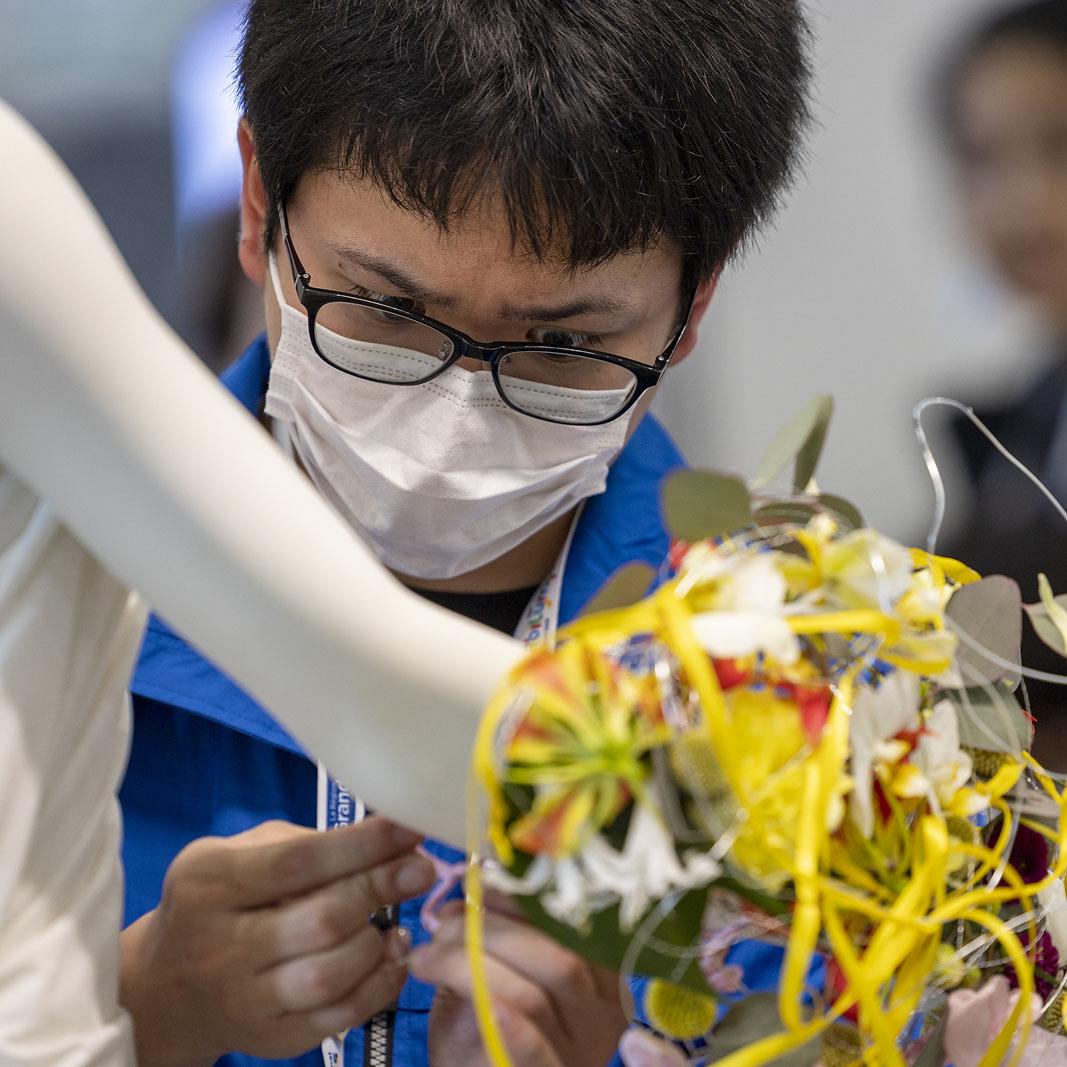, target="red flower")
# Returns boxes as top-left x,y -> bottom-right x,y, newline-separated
713,658 -> 751,691
778,681 -> 832,746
